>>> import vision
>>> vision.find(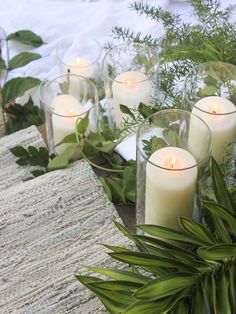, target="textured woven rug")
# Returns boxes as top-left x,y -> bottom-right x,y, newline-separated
0,126 -> 45,191
0,127 -> 127,313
